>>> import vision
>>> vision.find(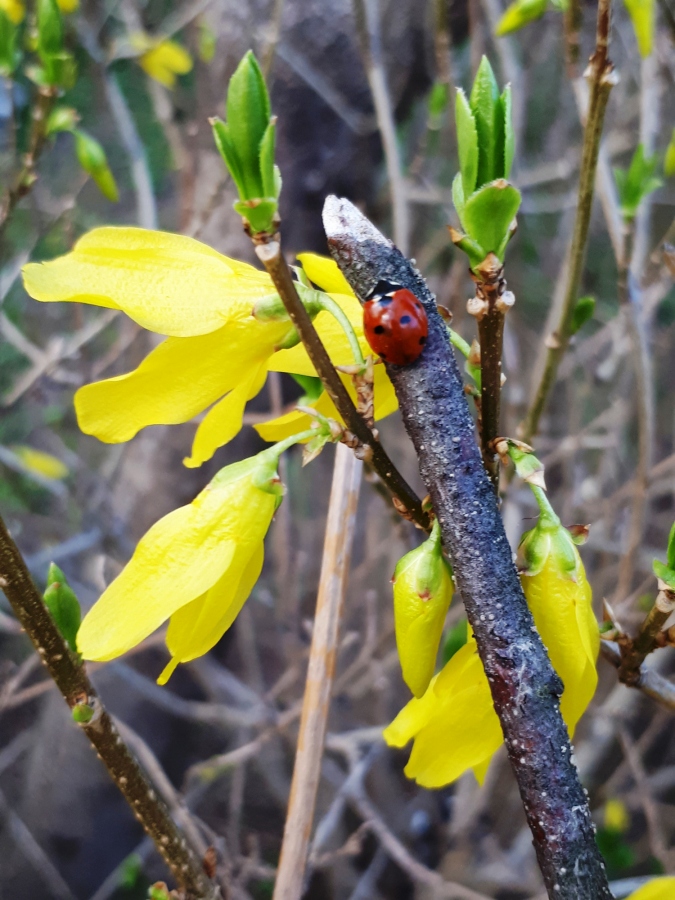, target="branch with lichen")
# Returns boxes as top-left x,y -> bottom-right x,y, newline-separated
0,513 -> 219,900
519,0 -> 616,443
323,195 -> 612,900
